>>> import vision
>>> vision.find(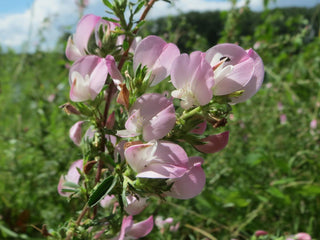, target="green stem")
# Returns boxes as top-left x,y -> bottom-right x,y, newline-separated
179,106 -> 202,121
